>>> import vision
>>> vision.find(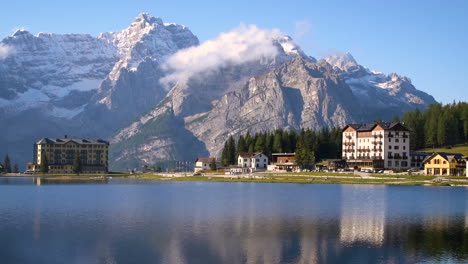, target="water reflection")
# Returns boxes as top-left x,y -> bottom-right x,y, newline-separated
0,181 -> 466,263
340,185 -> 385,246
